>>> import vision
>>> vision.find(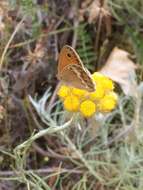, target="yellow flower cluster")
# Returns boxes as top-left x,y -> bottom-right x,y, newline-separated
58,72 -> 118,118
